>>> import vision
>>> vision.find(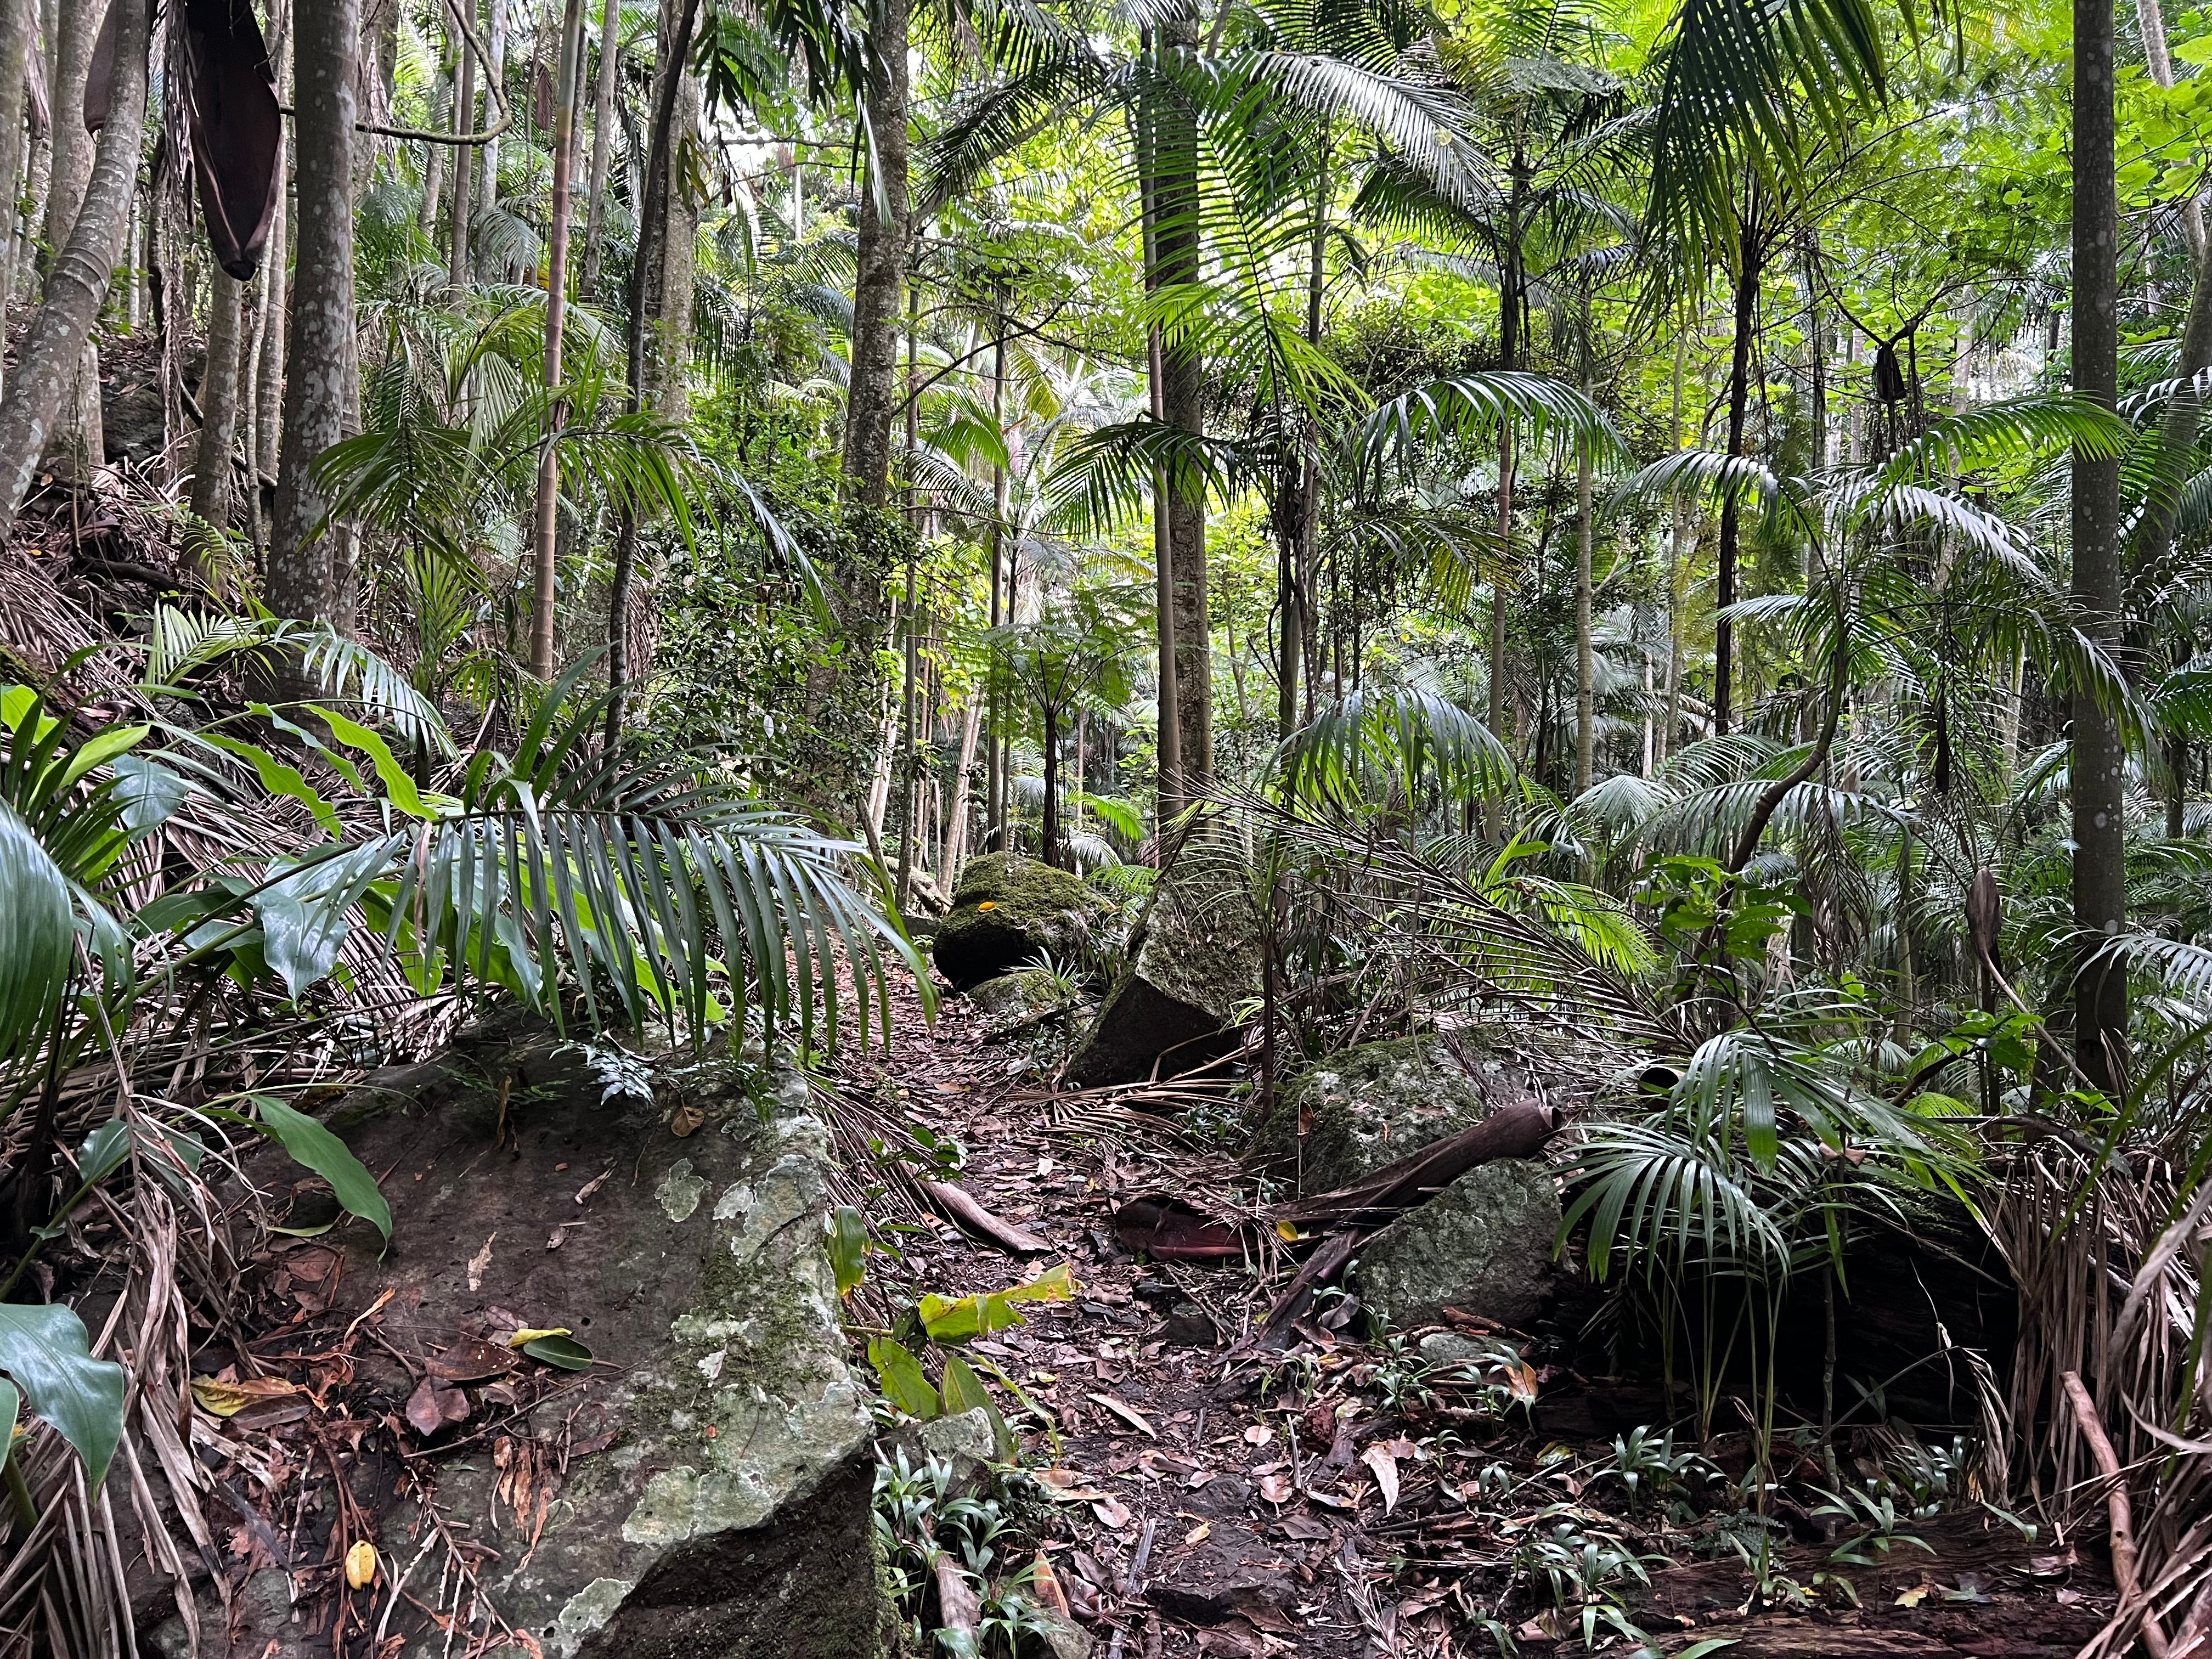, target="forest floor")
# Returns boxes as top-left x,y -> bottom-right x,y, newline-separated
833,968 -> 2123,1659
